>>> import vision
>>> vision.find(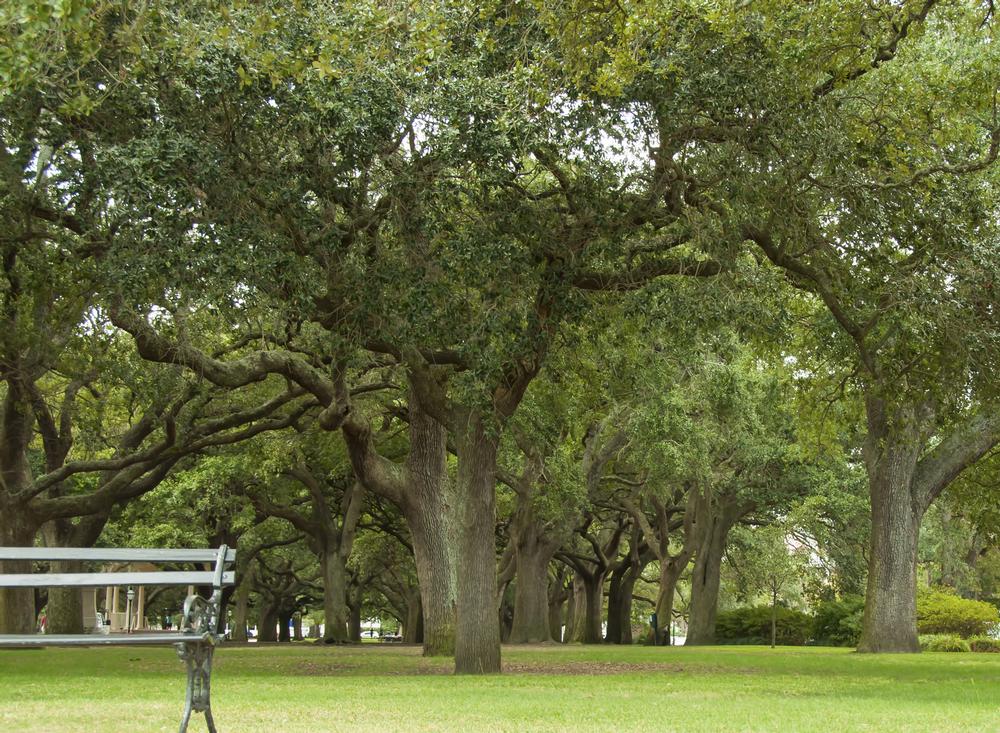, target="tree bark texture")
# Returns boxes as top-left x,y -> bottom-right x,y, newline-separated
231,569 -> 253,642
858,422 -> 923,652
401,416 -> 457,656
655,557 -> 688,646
685,498 -> 739,646
0,512 -> 37,634
404,590 -> 423,644
349,601 -> 362,642
579,573 -> 604,644
509,545 -> 555,643
508,506 -> 560,644
343,383 -> 458,657
278,612 -> 292,642
321,548 -> 350,643
453,416 -> 501,673
257,605 -> 277,642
